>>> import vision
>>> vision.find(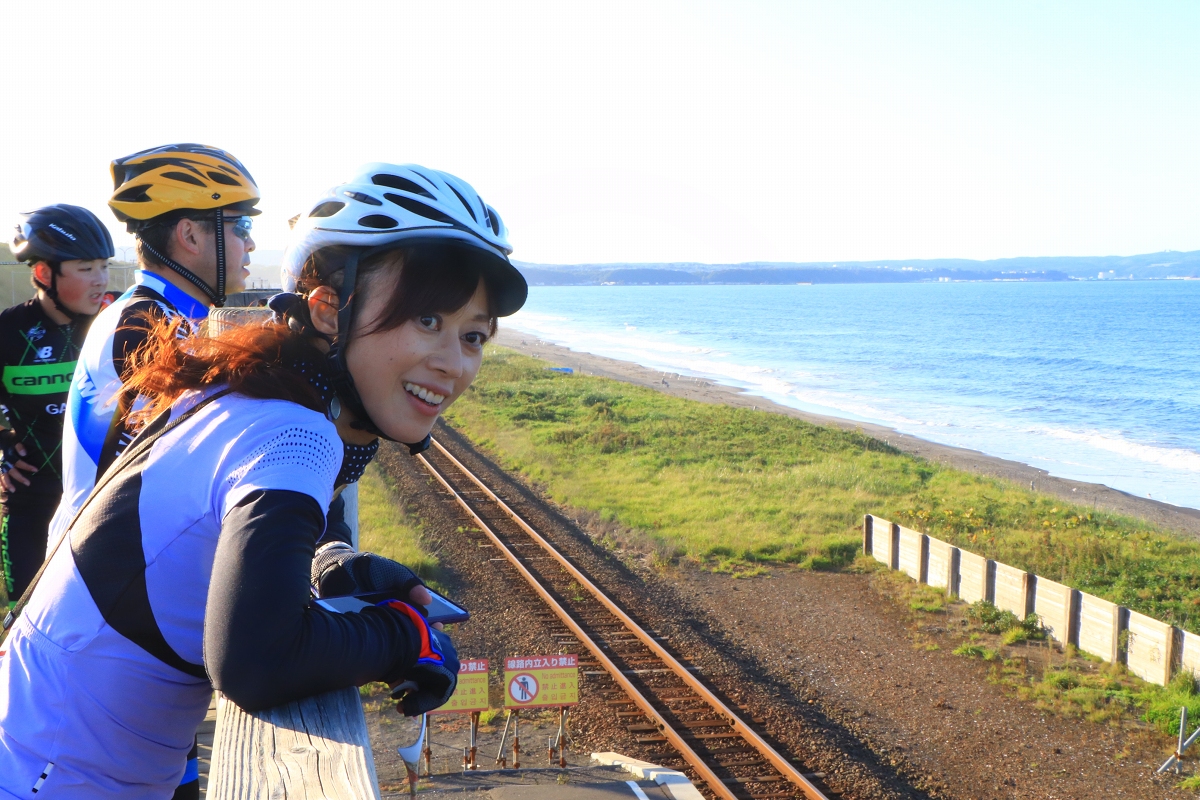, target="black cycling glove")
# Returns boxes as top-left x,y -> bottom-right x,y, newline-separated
381,600 -> 460,715
0,429 -> 20,473
311,541 -> 425,599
